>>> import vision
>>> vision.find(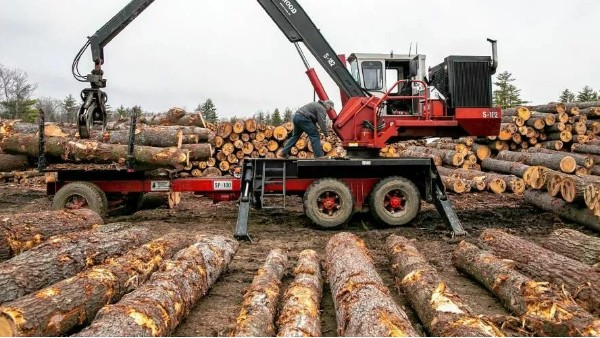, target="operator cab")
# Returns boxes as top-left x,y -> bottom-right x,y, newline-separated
347,53 -> 428,115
